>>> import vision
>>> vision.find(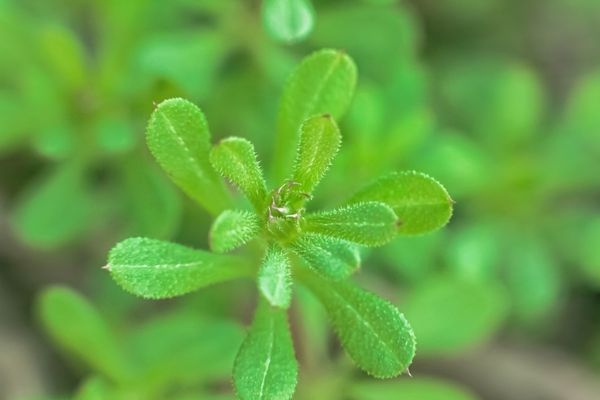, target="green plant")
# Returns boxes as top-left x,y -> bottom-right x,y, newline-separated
103,49 -> 452,399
